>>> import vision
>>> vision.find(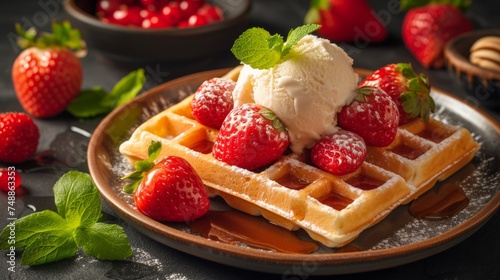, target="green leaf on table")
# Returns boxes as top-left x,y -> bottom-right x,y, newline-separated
0,171 -> 133,266
53,171 -> 102,228
68,68 -> 145,118
0,210 -> 70,249
66,87 -> 110,118
74,223 -> 133,260
20,229 -> 78,266
101,68 -> 146,107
